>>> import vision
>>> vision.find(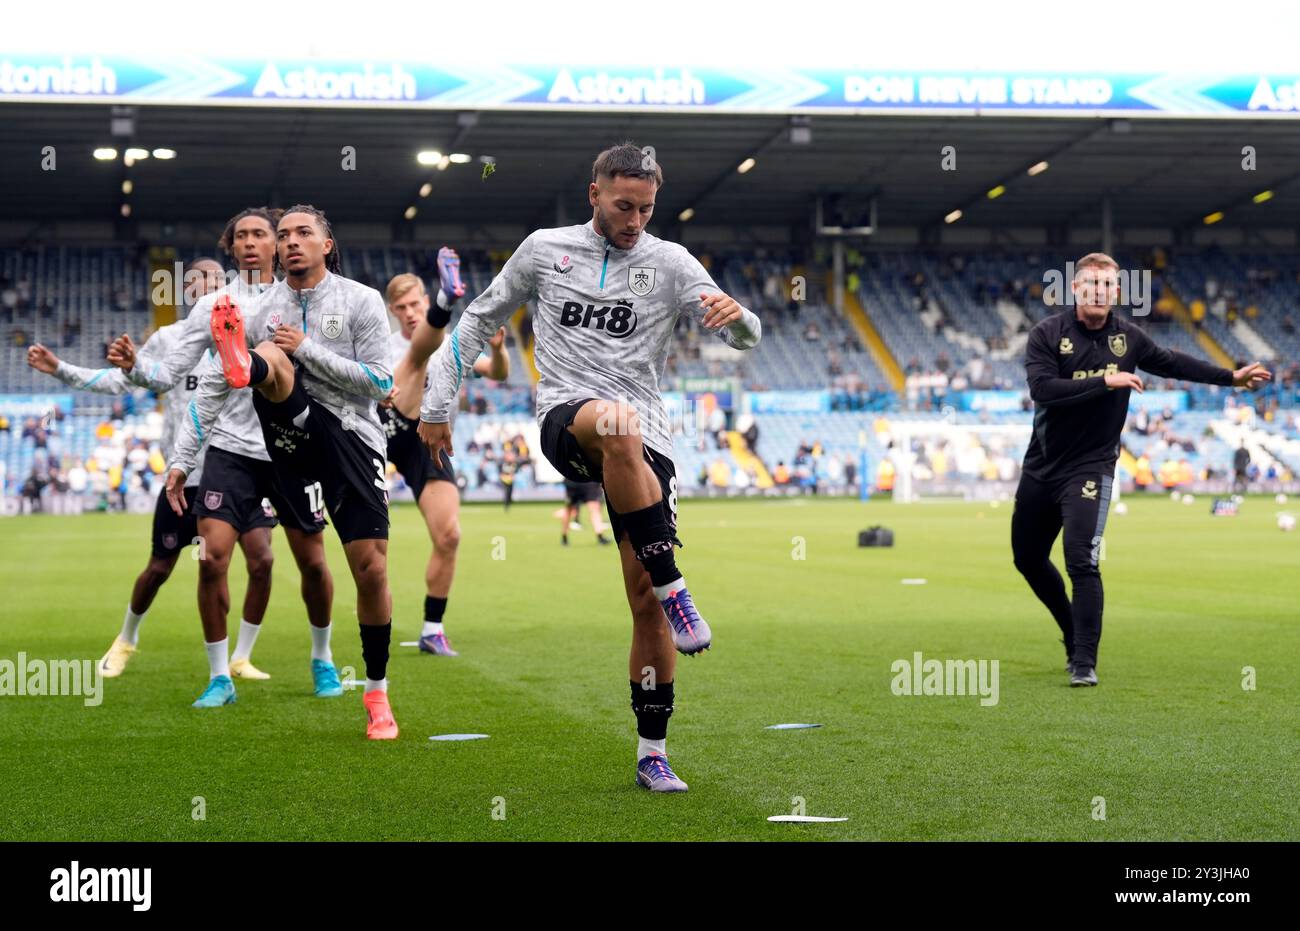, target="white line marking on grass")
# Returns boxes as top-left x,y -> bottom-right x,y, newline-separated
765,723 -> 823,730
767,816 -> 848,823
428,734 -> 490,741
901,578 -> 928,585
